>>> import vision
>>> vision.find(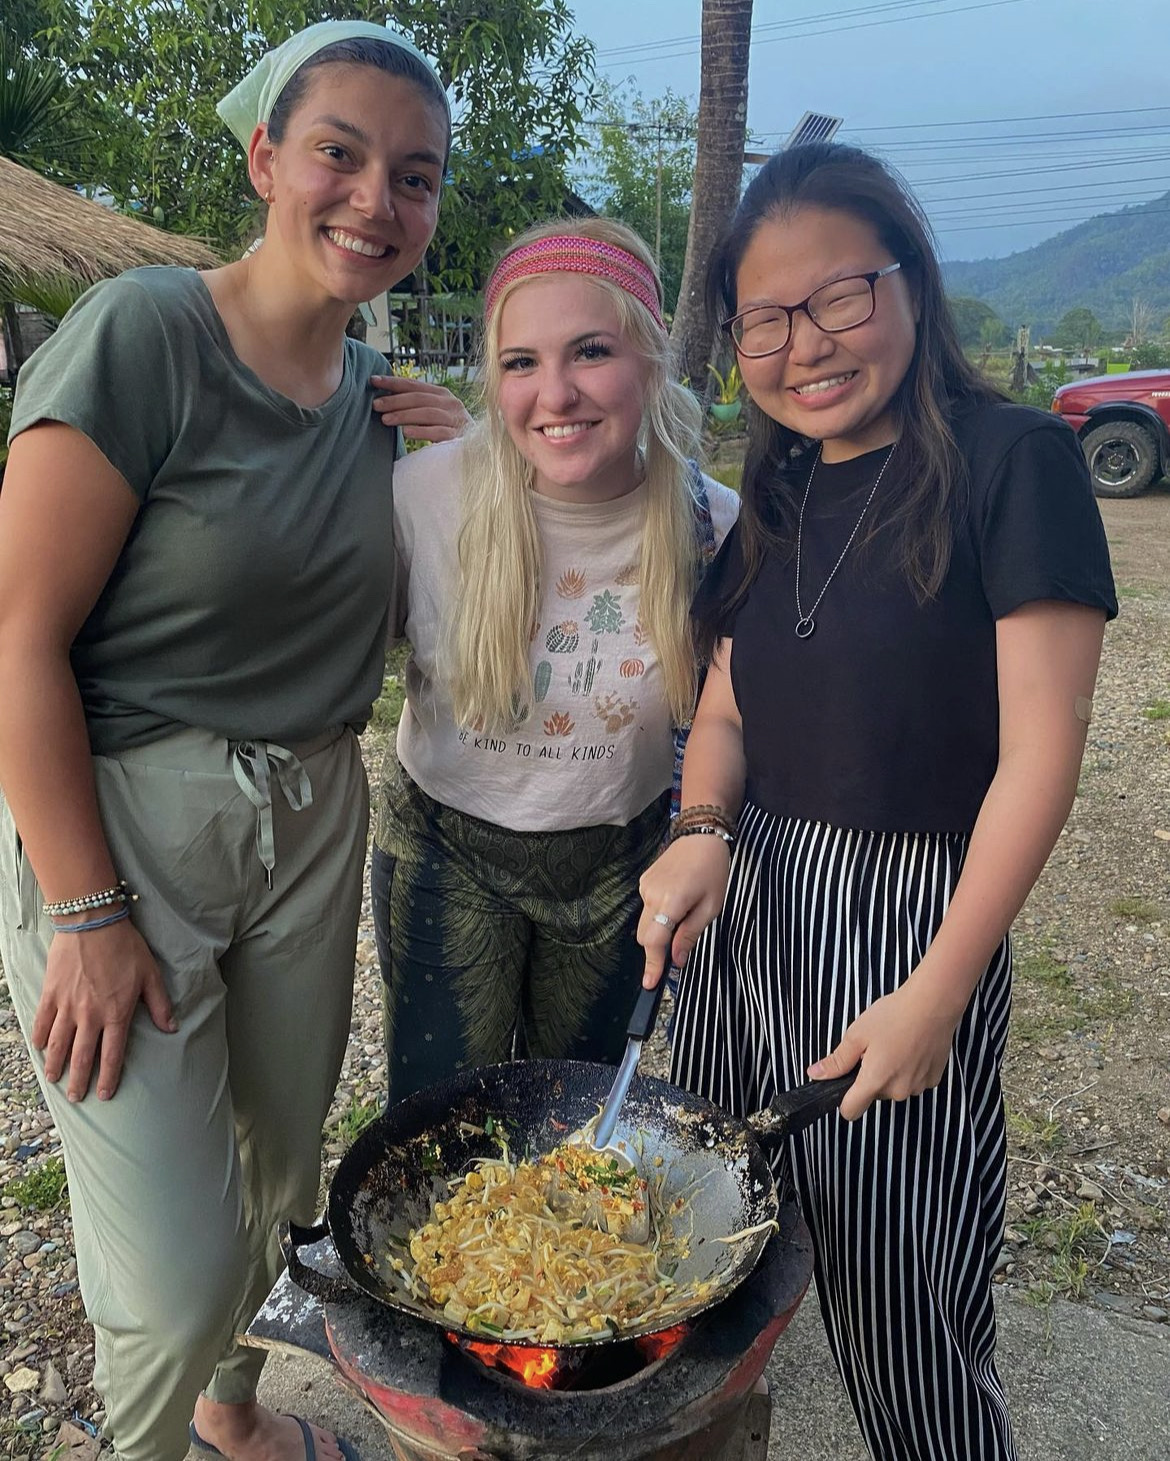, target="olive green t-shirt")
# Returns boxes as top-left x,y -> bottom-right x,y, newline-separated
9,267 -> 398,753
